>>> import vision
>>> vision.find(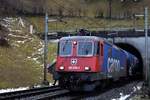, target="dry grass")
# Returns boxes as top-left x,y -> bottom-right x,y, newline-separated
0,17 -> 55,88
47,43 -> 57,63
0,47 -> 42,88
0,32 -> 57,88
27,16 -> 140,33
